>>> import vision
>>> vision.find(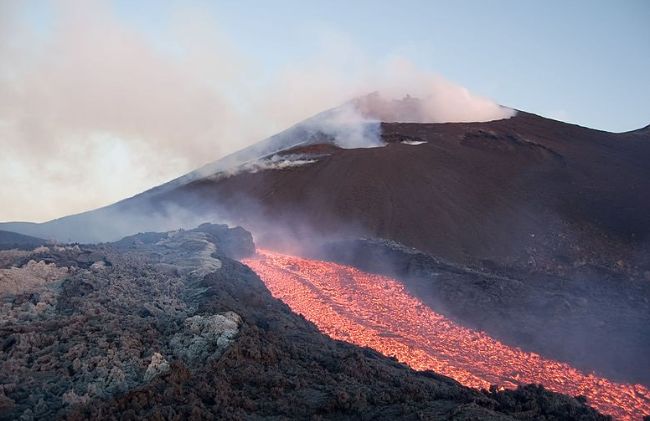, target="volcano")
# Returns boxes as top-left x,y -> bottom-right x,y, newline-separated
3,98 -> 649,272
2,96 -> 650,416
